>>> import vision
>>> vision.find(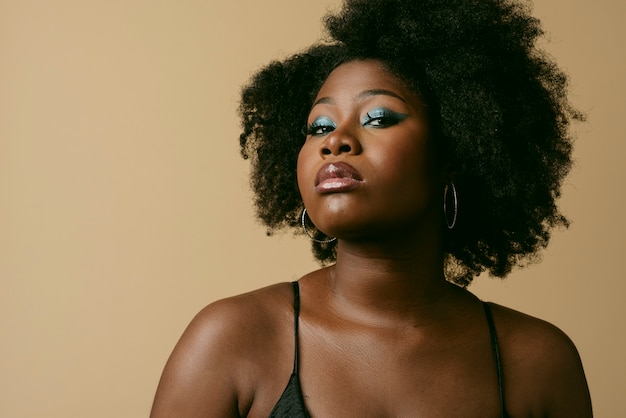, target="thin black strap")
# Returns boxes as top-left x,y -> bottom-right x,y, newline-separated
291,281 -> 301,374
482,302 -> 507,418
